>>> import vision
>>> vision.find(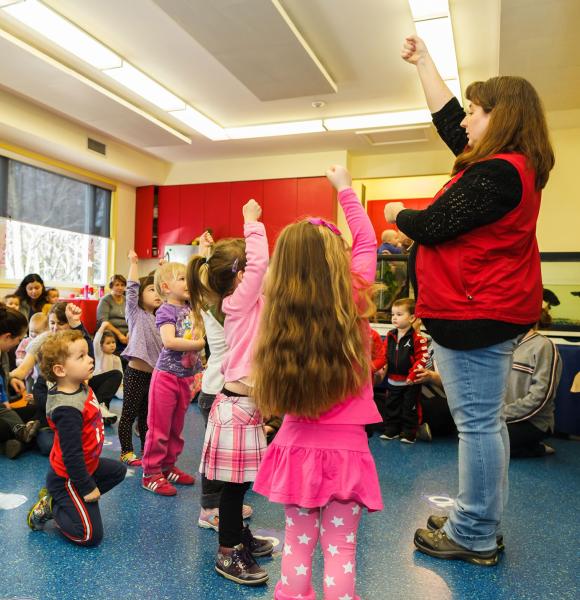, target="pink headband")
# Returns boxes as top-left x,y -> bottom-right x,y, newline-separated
307,218 -> 341,236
